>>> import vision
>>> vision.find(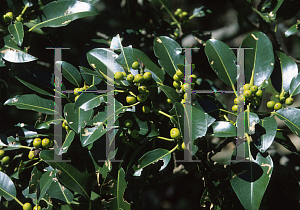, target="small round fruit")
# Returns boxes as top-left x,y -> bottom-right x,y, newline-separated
267,101 -> 275,109
255,90 -> 263,97
142,106 -> 150,114
42,138 -> 50,148
124,119 -> 133,128
1,156 -> 10,165
243,83 -> 250,90
16,16 -> 23,22
75,95 -> 79,102
243,90 -> 252,98
170,128 -> 181,140
0,150 -> 5,159
134,74 -> 144,83
23,203 -> 32,210
33,206 -> 41,210
137,94 -> 147,102
33,138 -> 42,148
126,95 -> 137,104
74,88 -> 82,96
285,97 -> 294,105
250,85 -> 258,93
143,72 -> 152,81
122,72 -> 127,77
232,105 -> 238,112
174,8 -> 182,16
275,94 -> 280,99
181,83 -> 190,92
62,120 -> 68,128
234,98 -> 239,104
239,95 -> 245,102
6,12 -> 13,19
167,98 -> 172,104
173,74 -> 181,82
28,151 -> 35,160
132,61 -> 140,70
274,103 -> 282,110
173,81 -> 181,89
176,69 -> 184,78
126,74 -> 134,82
114,71 -> 124,80
181,11 -> 188,16
131,129 -> 139,139
181,142 -> 186,150
138,86 -> 147,93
